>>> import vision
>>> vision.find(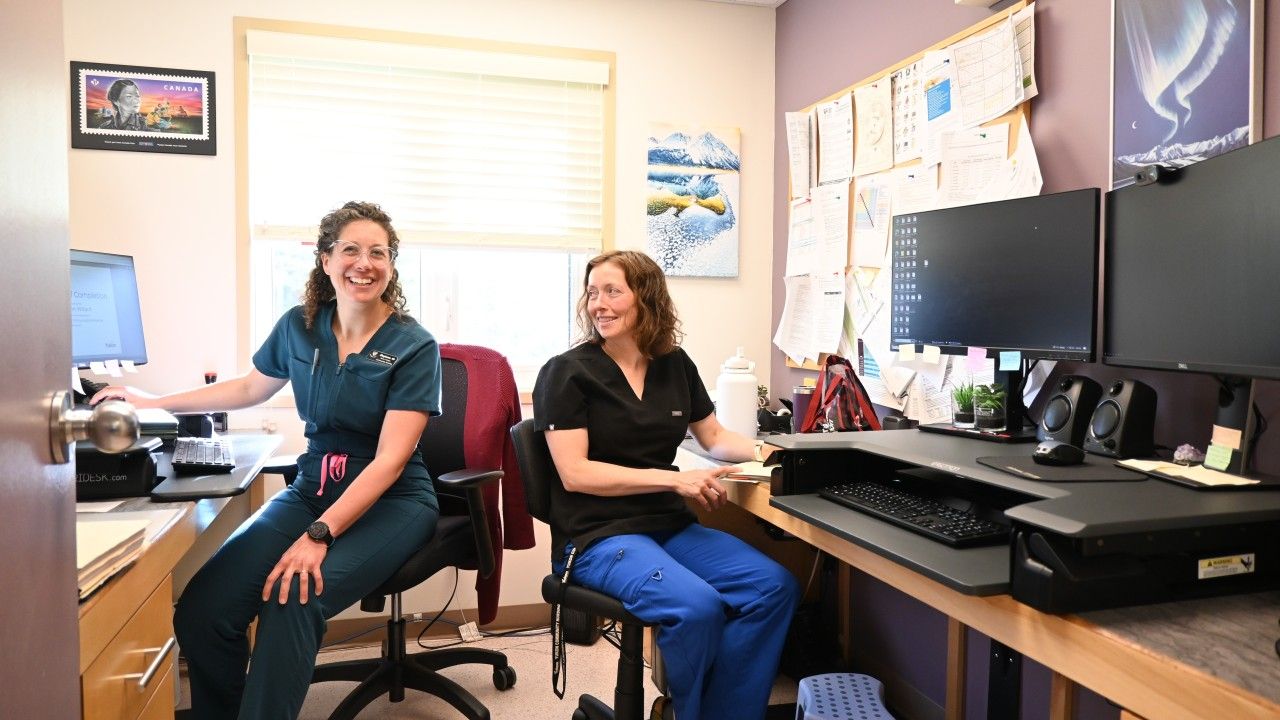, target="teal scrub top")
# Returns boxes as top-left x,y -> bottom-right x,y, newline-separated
253,302 -> 442,494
